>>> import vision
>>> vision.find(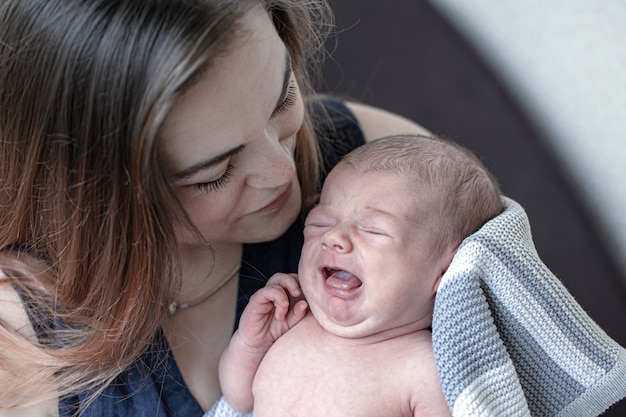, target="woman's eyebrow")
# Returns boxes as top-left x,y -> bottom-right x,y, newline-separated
173,144 -> 245,180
